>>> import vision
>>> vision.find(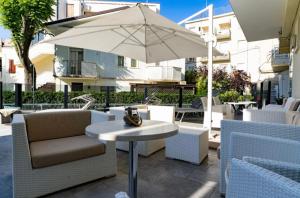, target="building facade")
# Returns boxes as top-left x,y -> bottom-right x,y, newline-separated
0,1 -> 186,92
183,12 -> 290,99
